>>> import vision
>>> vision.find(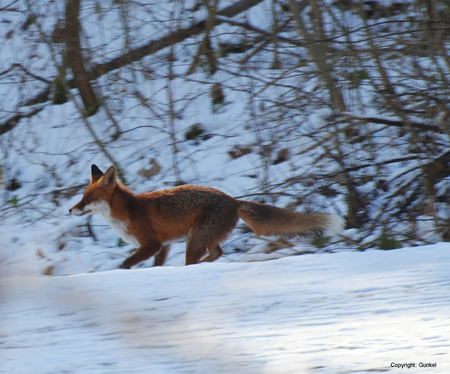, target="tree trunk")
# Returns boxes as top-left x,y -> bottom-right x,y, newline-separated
65,0 -> 99,116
